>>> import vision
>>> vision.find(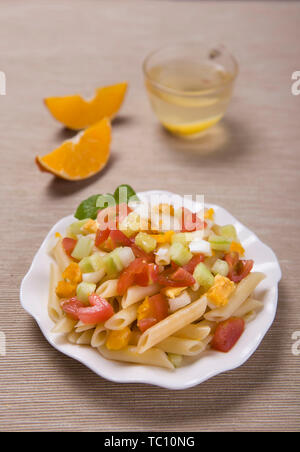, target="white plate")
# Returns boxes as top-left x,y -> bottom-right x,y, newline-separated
20,190 -> 281,390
